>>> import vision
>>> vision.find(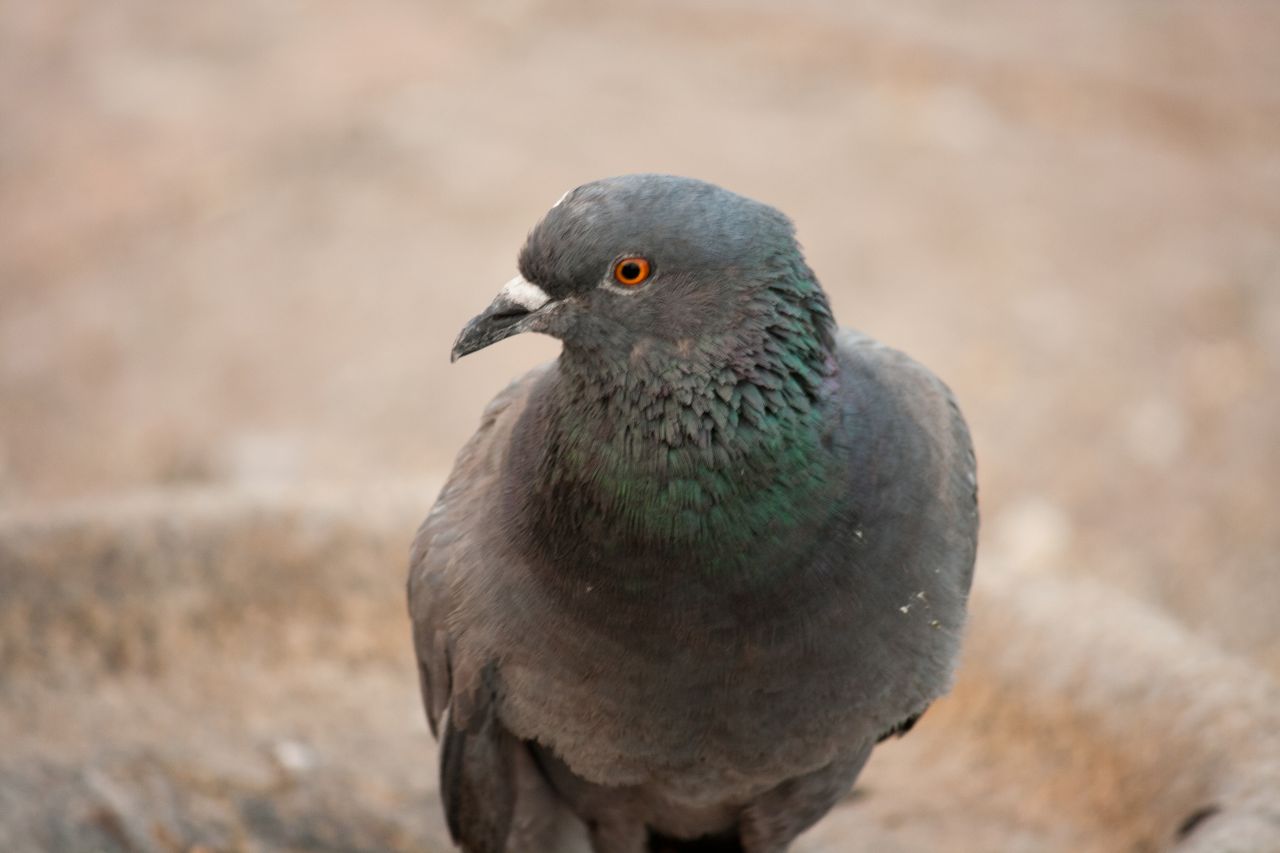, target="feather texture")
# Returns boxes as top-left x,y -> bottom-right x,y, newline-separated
408,176 -> 977,852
